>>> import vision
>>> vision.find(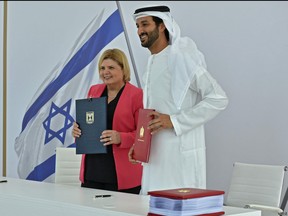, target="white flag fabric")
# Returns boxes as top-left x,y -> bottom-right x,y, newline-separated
14,6 -> 130,182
